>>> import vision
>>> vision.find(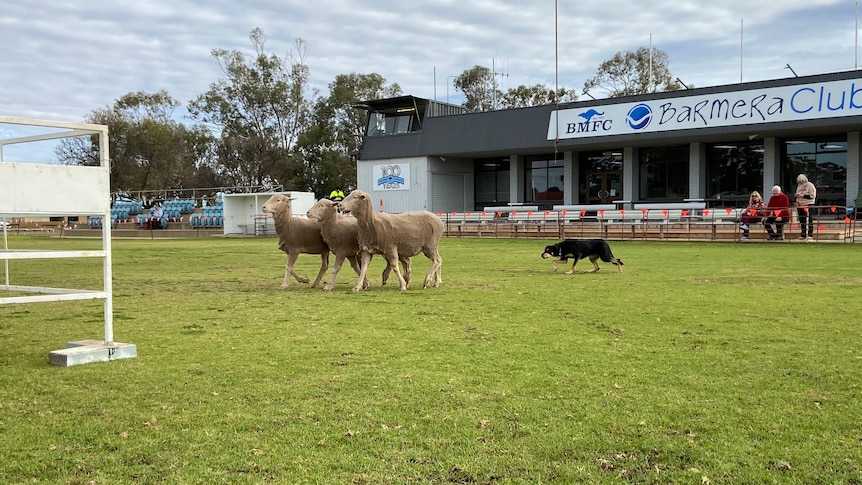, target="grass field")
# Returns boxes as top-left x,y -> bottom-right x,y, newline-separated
1,236 -> 861,484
